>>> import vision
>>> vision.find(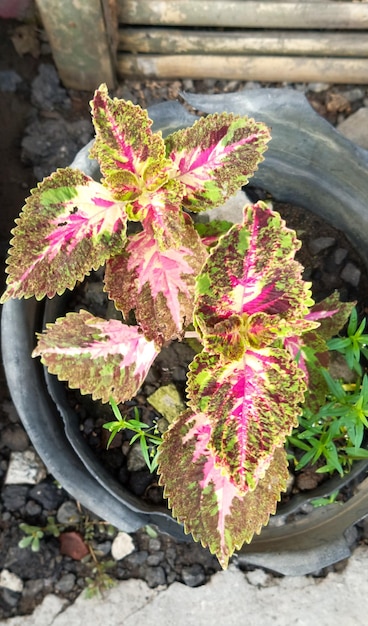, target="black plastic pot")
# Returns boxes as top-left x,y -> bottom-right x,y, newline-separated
3,89 -> 368,576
